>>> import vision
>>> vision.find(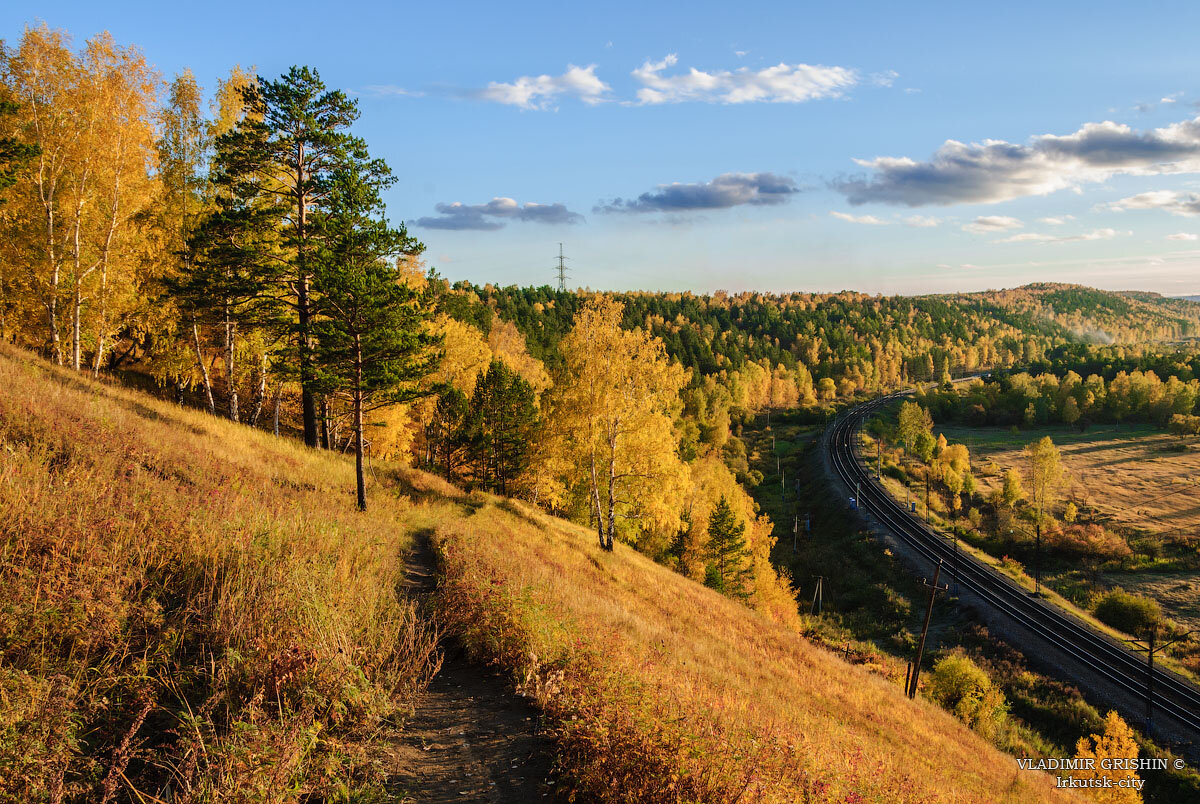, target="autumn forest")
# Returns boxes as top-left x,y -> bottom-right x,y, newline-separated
4,21 -> 1200,804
